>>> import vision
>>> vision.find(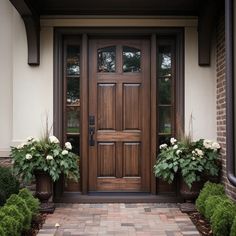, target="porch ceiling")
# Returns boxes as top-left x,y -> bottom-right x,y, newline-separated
33,0 -> 200,16
9,0 -> 224,66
